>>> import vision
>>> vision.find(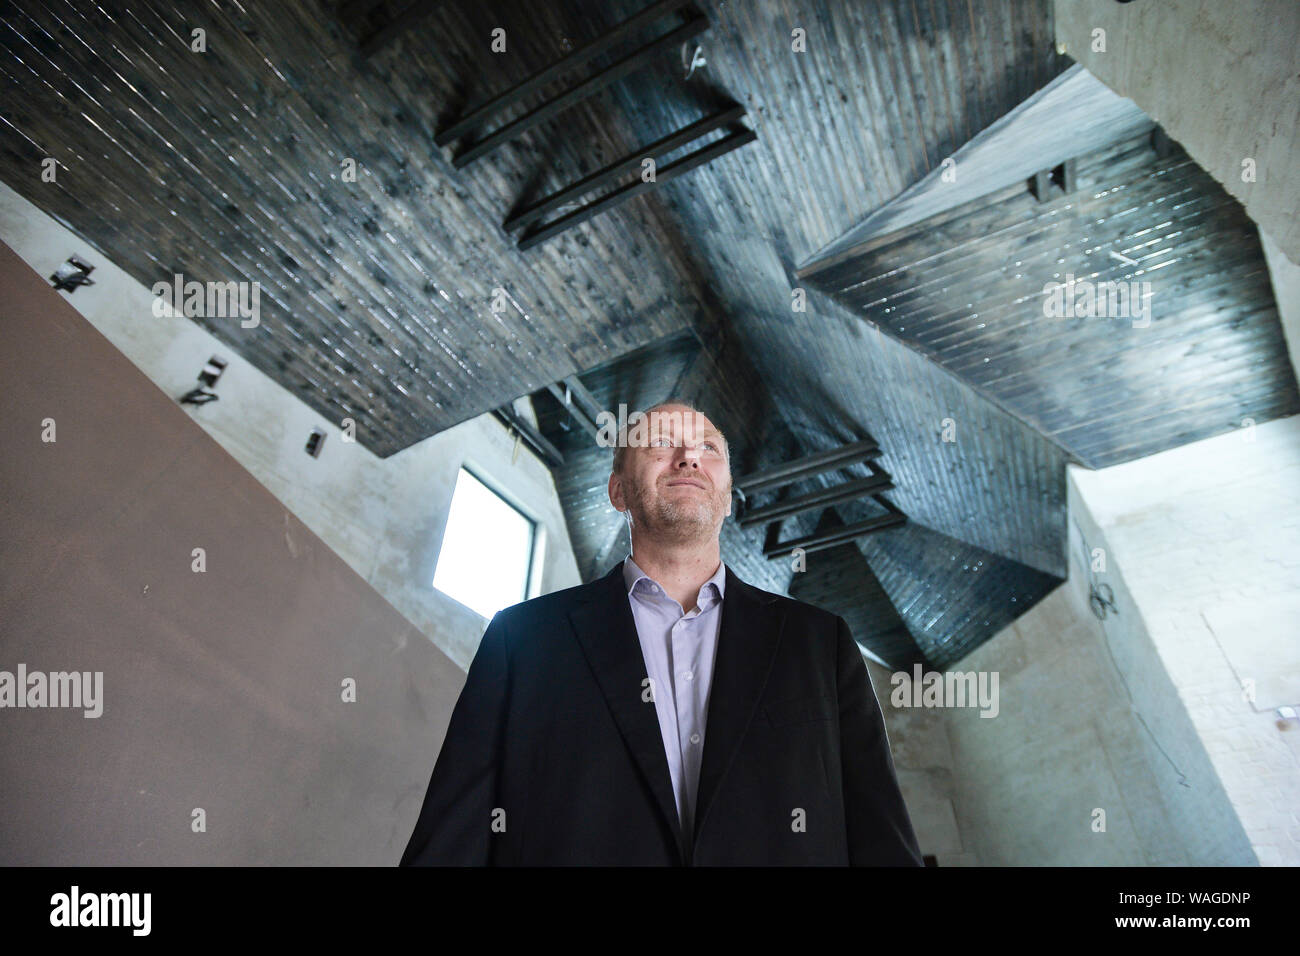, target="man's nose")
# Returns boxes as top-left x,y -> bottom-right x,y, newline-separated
675,445 -> 702,466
